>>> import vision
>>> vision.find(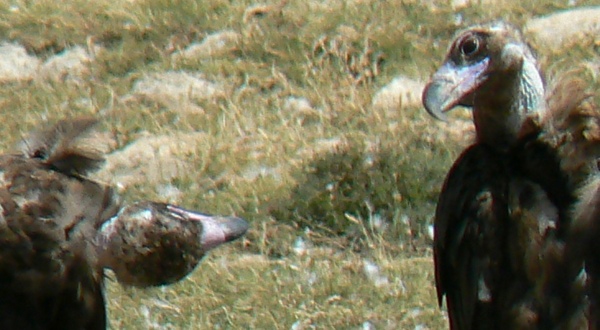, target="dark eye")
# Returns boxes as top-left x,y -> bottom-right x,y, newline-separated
459,35 -> 480,57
